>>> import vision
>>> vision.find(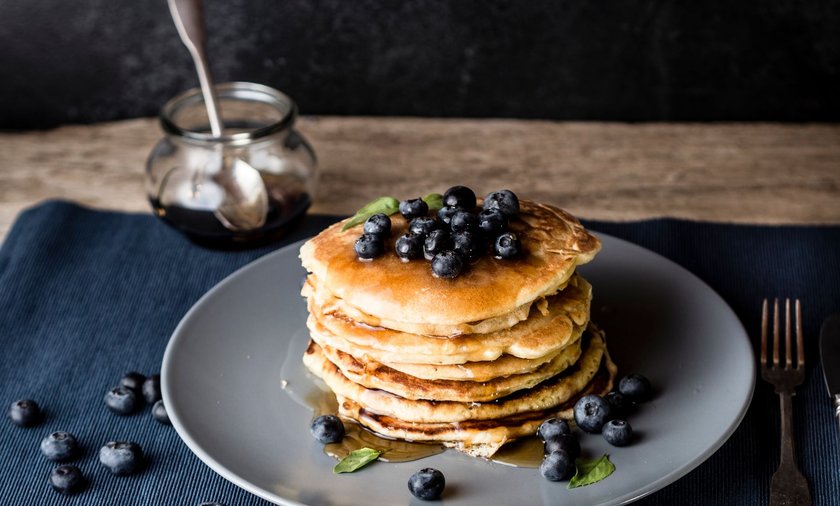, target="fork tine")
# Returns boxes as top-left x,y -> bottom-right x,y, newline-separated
785,298 -> 793,368
773,298 -> 780,367
761,298 -> 768,367
795,298 -> 804,369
